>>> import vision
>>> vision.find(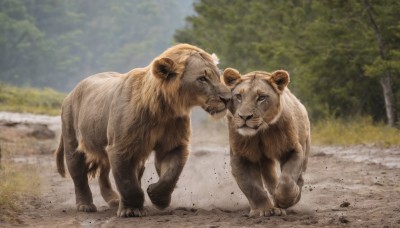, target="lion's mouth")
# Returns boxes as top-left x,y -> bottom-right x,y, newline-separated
204,104 -> 227,114
236,123 -> 264,136
206,108 -> 227,120
239,124 -> 261,130
207,107 -> 227,114
202,99 -> 228,119
237,124 -> 261,136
